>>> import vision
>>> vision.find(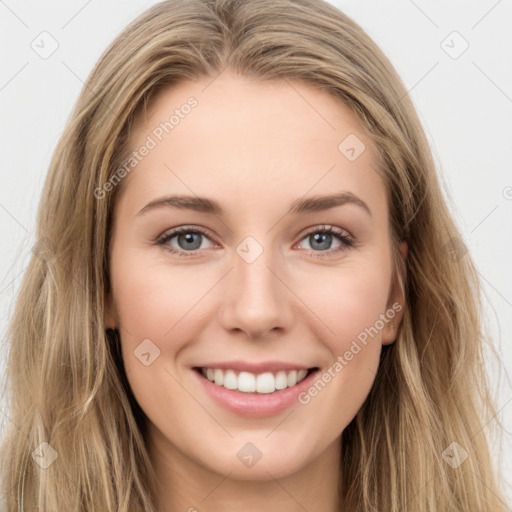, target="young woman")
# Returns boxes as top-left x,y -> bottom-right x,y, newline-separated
1,0 -> 508,510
